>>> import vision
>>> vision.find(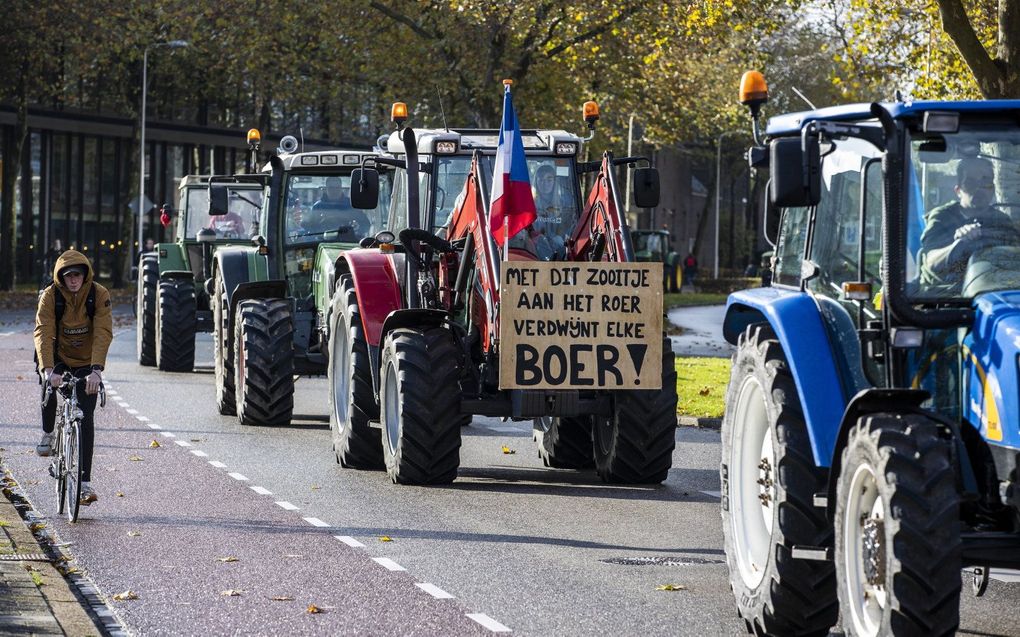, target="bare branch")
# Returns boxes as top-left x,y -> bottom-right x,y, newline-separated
369,1 -> 439,40
544,6 -> 640,59
935,0 -> 1002,96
